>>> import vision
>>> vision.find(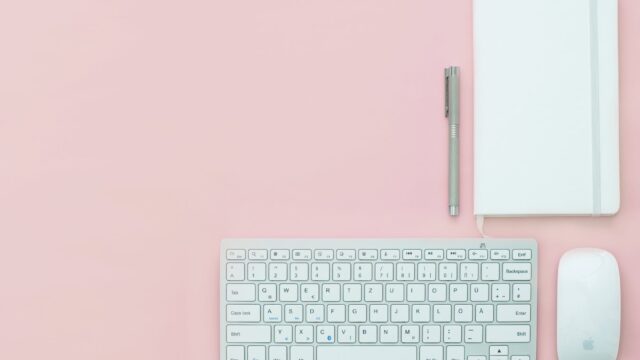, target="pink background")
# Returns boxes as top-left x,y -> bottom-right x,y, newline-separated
1,0 -> 639,359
